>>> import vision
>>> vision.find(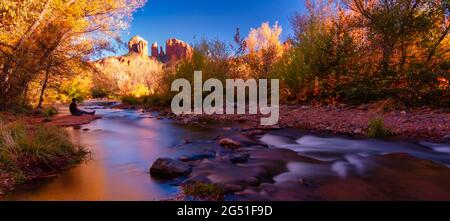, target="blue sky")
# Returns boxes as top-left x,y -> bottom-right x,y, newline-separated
117,0 -> 306,54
